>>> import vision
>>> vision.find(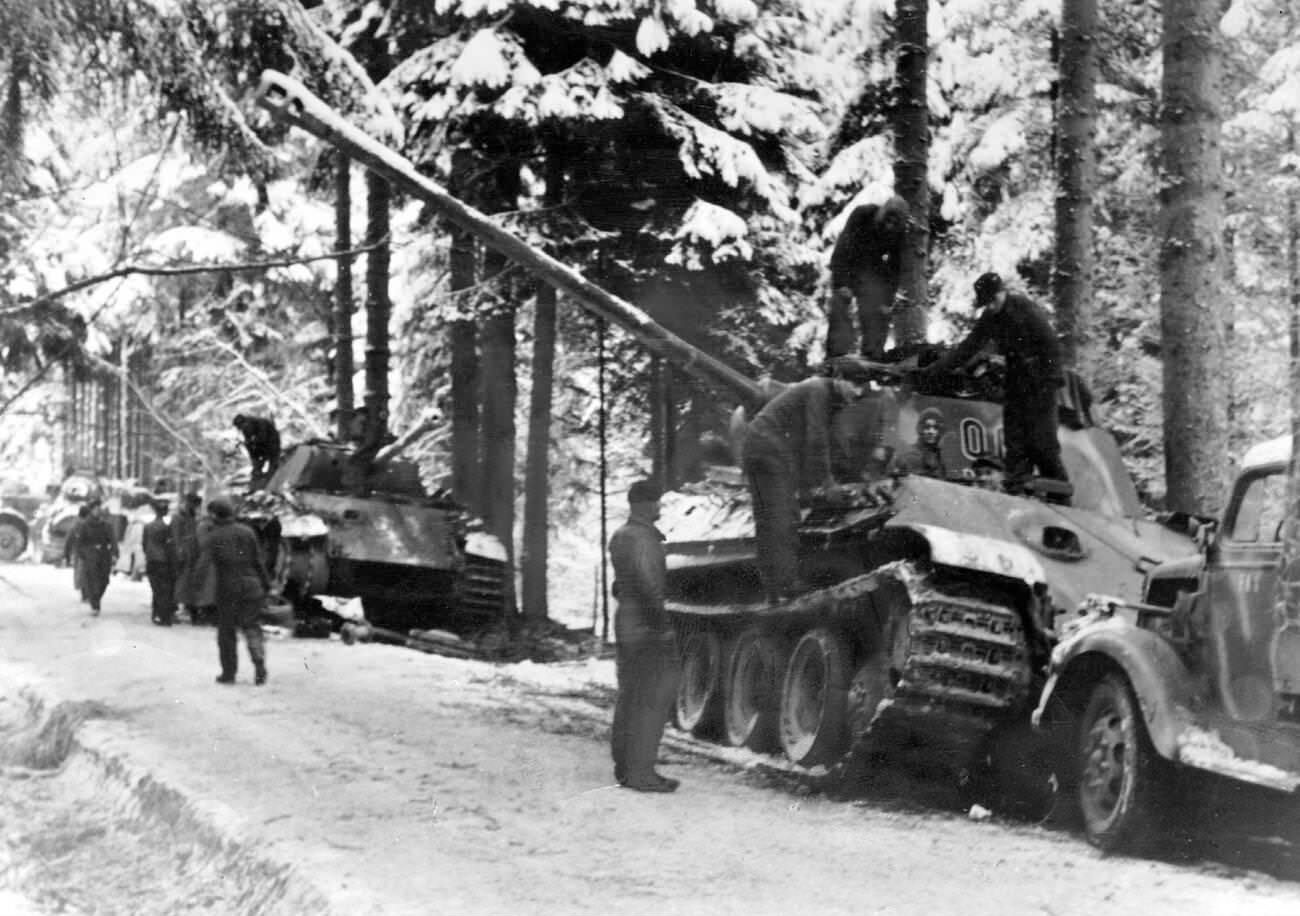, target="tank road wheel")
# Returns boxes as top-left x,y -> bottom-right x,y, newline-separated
676,630 -> 725,736
0,520 -> 26,562
780,627 -> 853,767
723,629 -> 789,751
1076,673 -> 1170,852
